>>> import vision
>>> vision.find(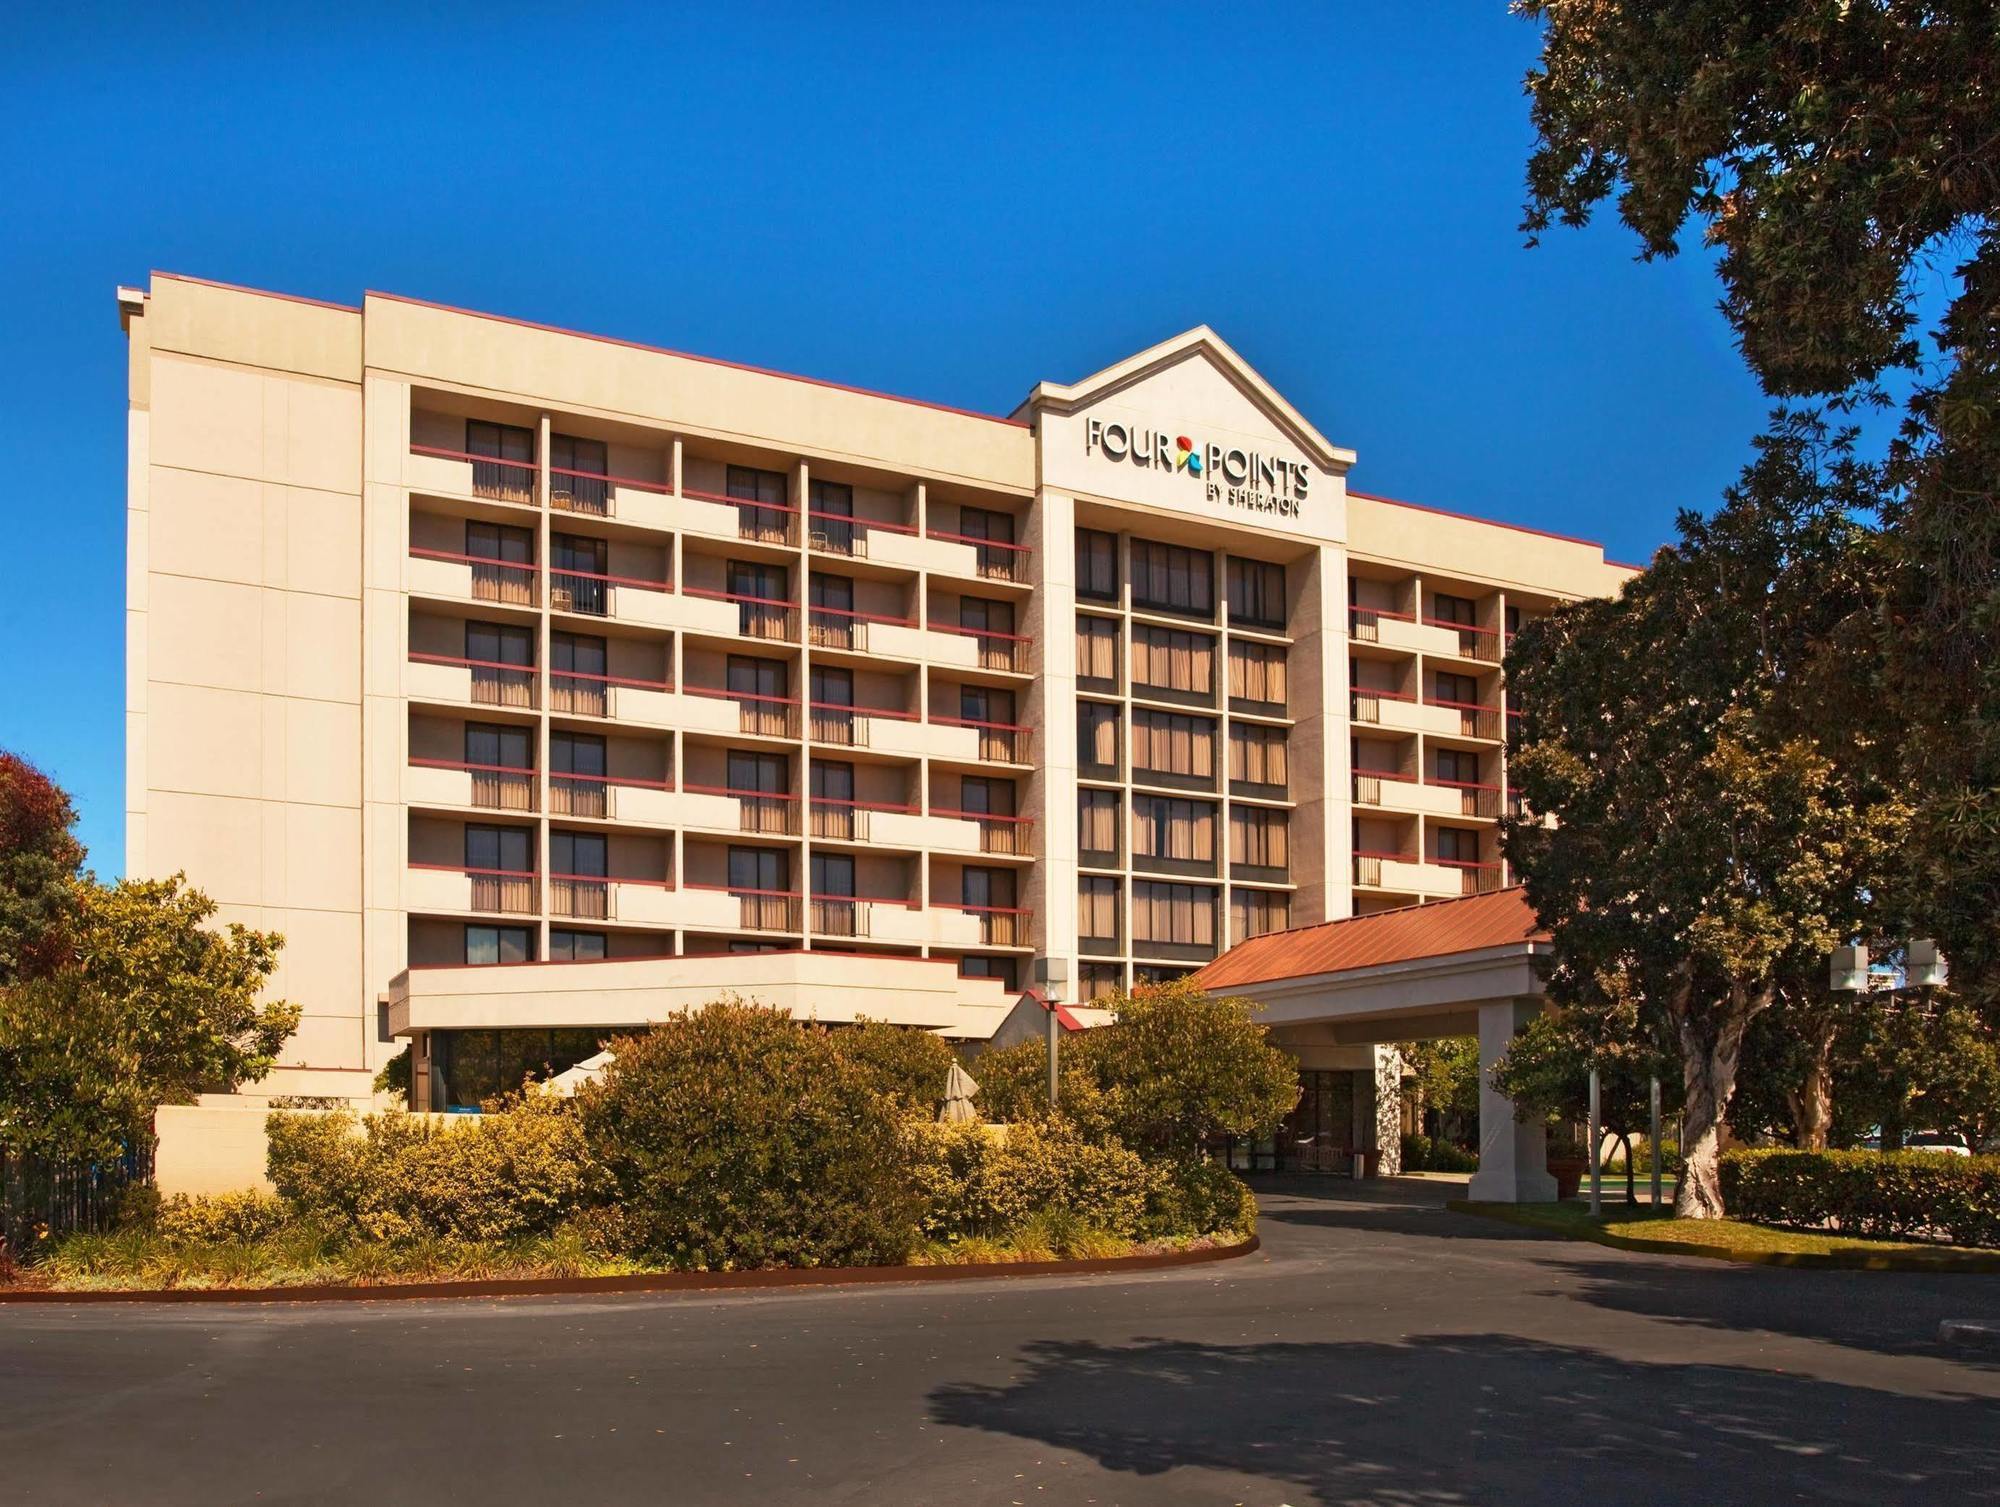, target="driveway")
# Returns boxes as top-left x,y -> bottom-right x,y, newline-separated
2,1176 -> 1996,1505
